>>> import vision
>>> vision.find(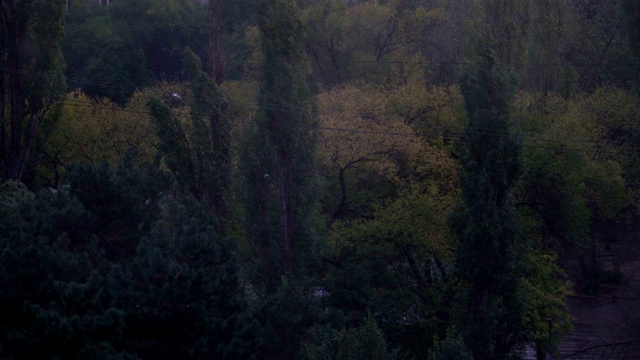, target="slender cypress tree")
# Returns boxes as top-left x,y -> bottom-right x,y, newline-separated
148,49 -> 231,232
449,48 -> 528,360
241,0 -> 318,290
183,48 -> 231,229
208,0 -> 225,85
